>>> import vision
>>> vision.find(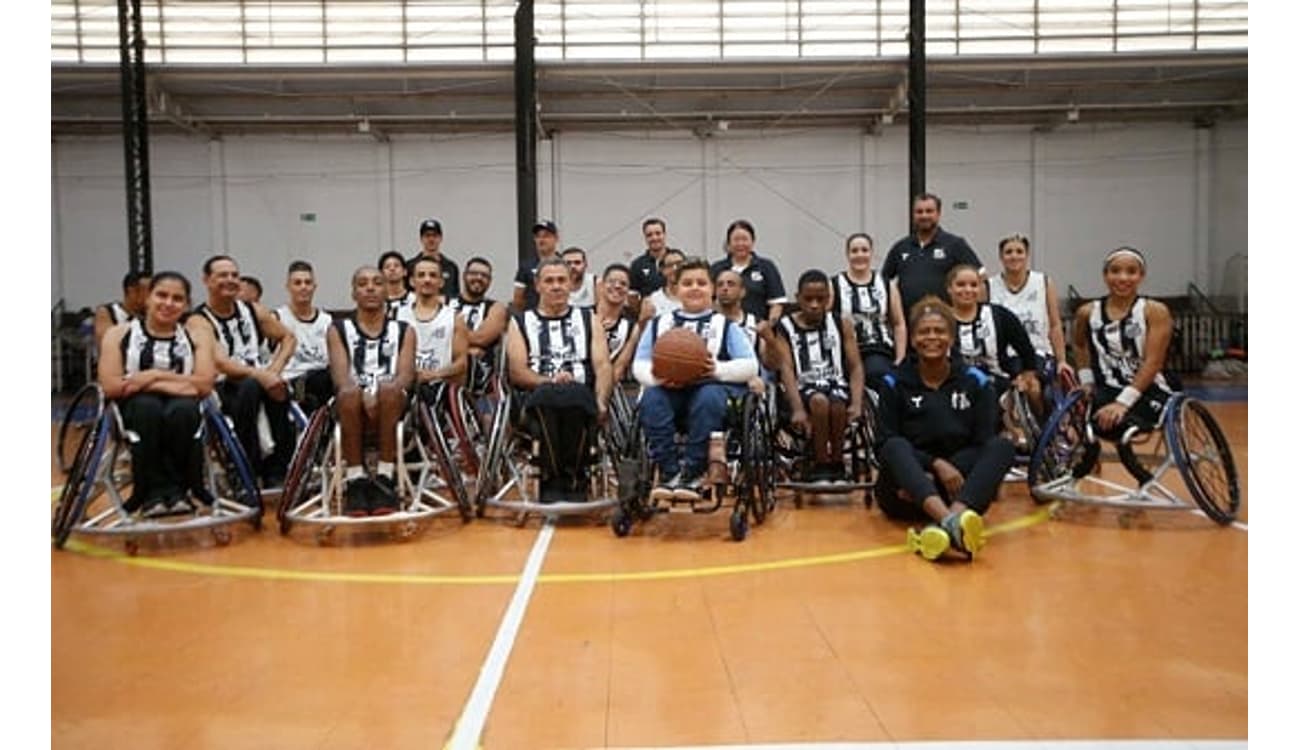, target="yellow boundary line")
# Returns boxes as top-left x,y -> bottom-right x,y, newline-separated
56,499 -> 1054,586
